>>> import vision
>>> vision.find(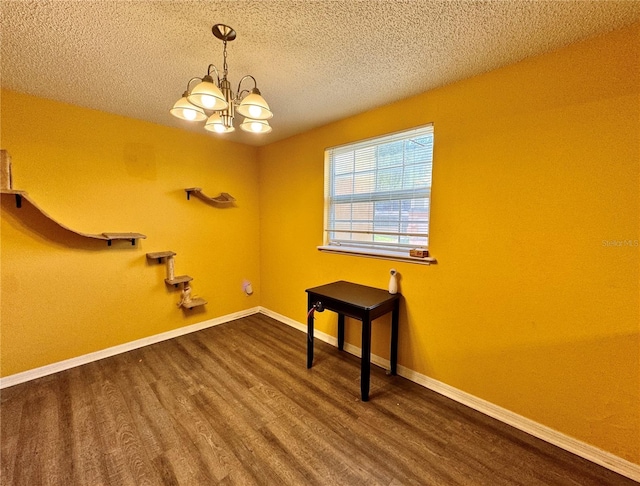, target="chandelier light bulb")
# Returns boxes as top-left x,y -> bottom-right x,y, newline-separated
183,108 -> 198,121
170,94 -> 207,122
205,113 -> 235,133
188,77 -> 228,111
248,105 -> 263,118
240,117 -> 271,134
200,95 -> 216,110
204,113 -> 223,132
237,89 -> 273,120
